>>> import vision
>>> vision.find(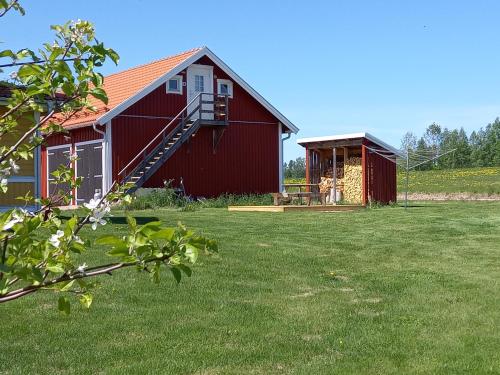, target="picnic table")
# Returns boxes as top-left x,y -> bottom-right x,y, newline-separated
272,183 -> 326,206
